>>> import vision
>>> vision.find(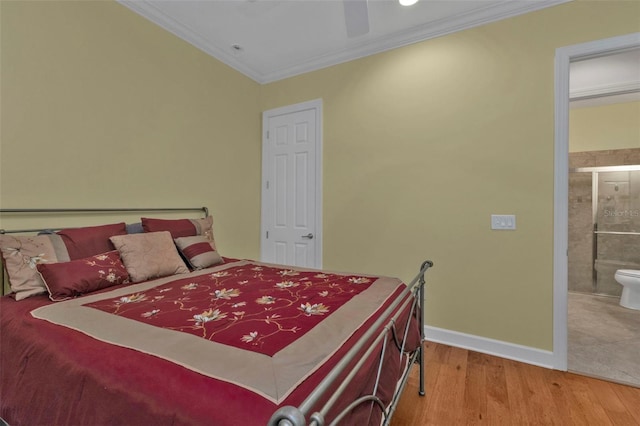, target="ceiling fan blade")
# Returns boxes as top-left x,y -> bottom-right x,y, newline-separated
343,0 -> 370,38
